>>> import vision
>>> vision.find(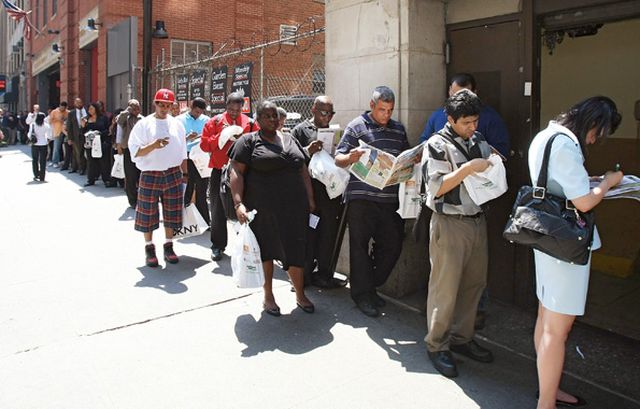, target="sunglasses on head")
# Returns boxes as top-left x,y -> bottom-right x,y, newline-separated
319,110 -> 335,117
